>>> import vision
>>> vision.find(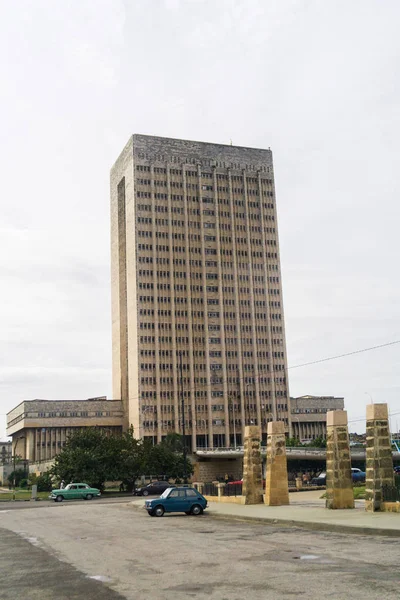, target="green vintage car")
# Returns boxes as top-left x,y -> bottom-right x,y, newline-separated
49,483 -> 101,502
